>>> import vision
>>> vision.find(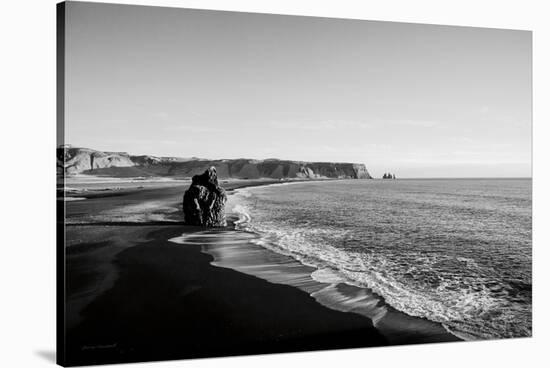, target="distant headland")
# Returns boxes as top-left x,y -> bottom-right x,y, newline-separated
57,145 -> 372,180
